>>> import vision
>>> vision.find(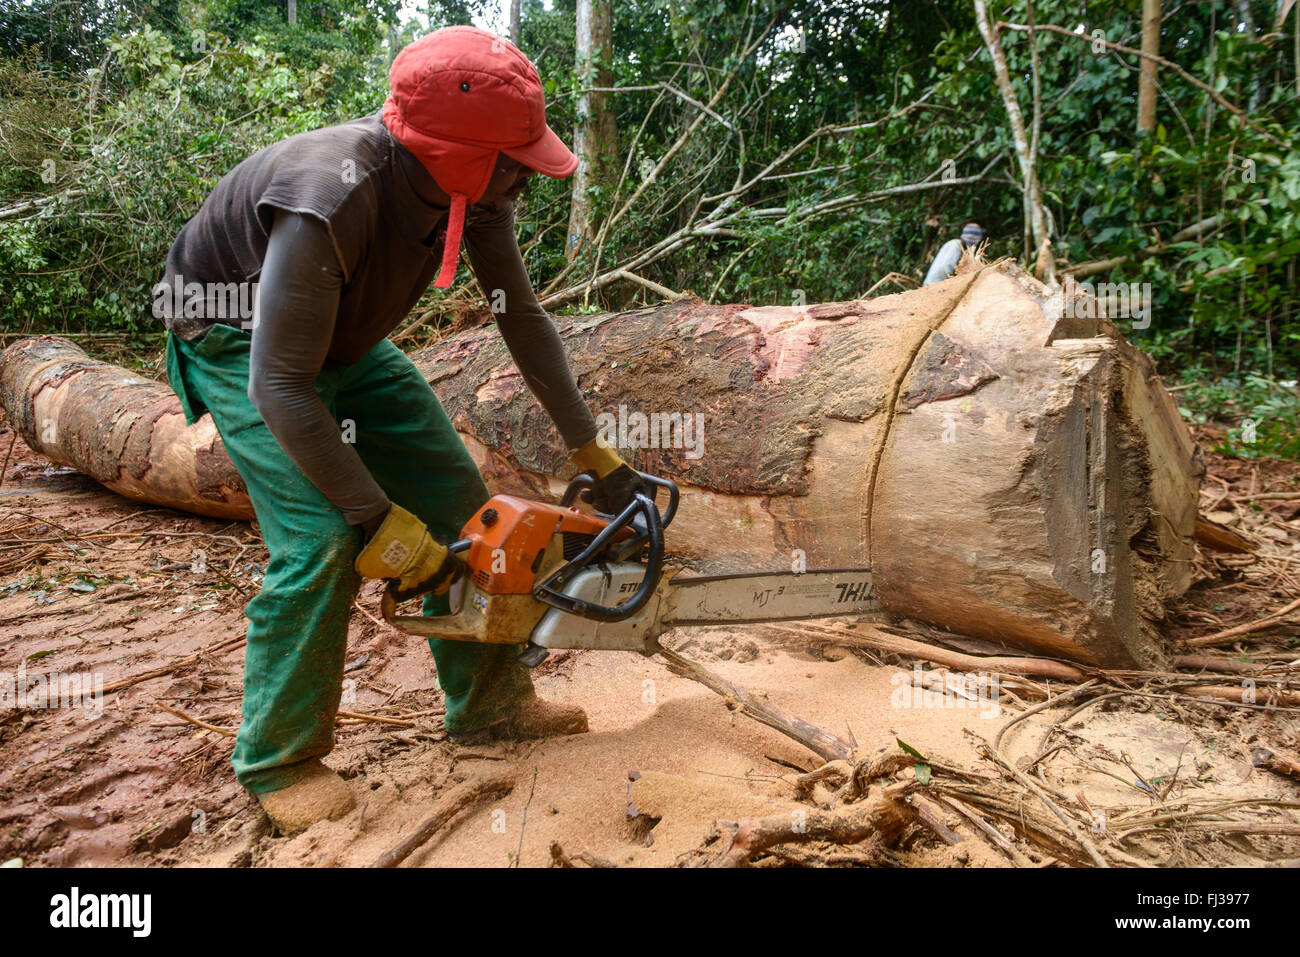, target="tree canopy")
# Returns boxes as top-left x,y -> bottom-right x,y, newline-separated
1,0 -> 1296,455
